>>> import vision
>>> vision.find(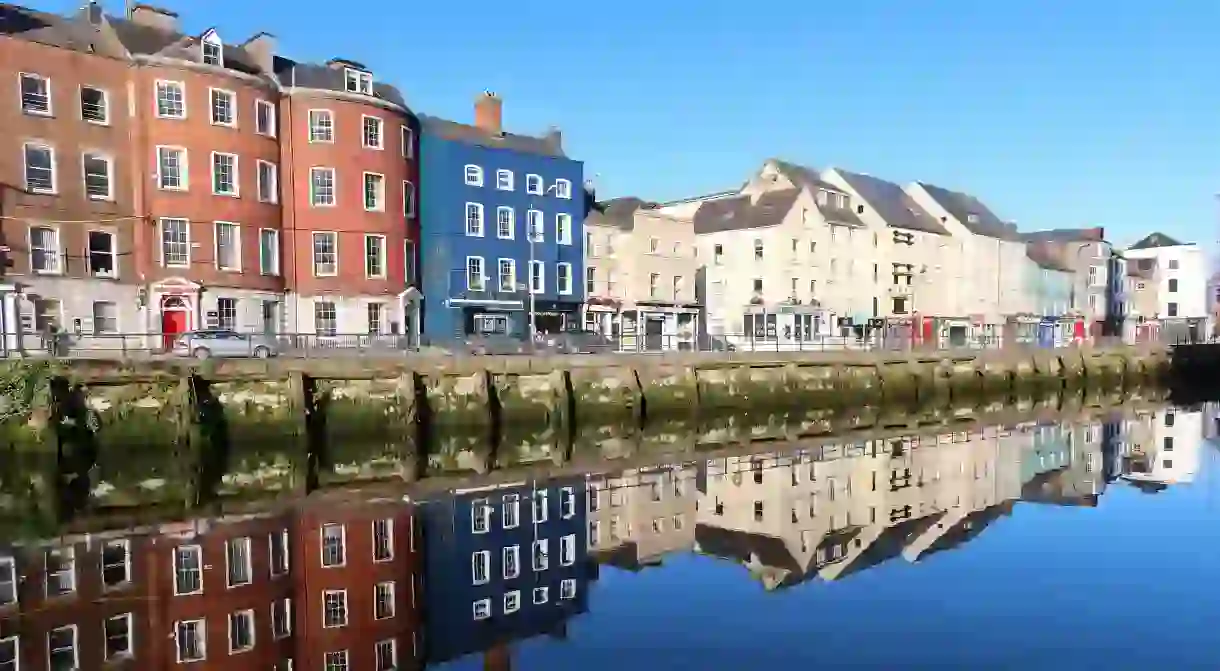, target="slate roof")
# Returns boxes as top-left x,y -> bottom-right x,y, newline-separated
1021,227 -> 1105,243
1129,232 -> 1187,250
907,503 -> 1010,563
1025,244 -> 1073,272
833,169 -> 948,235
0,2 -> 104,53
917,182 -> 1021,241
585,197 -> 666,232
419,114 -> 564,157
694,524 -> 862,590
109,13 -> 265,76
274,56 -> 409,111
768,159 -> 865,227
827,514 -> 944,581
691,189 -> 800,235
